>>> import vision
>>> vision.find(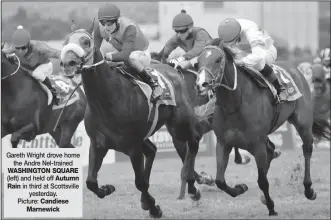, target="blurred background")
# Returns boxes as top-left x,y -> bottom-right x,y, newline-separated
2,1 -> 330,61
